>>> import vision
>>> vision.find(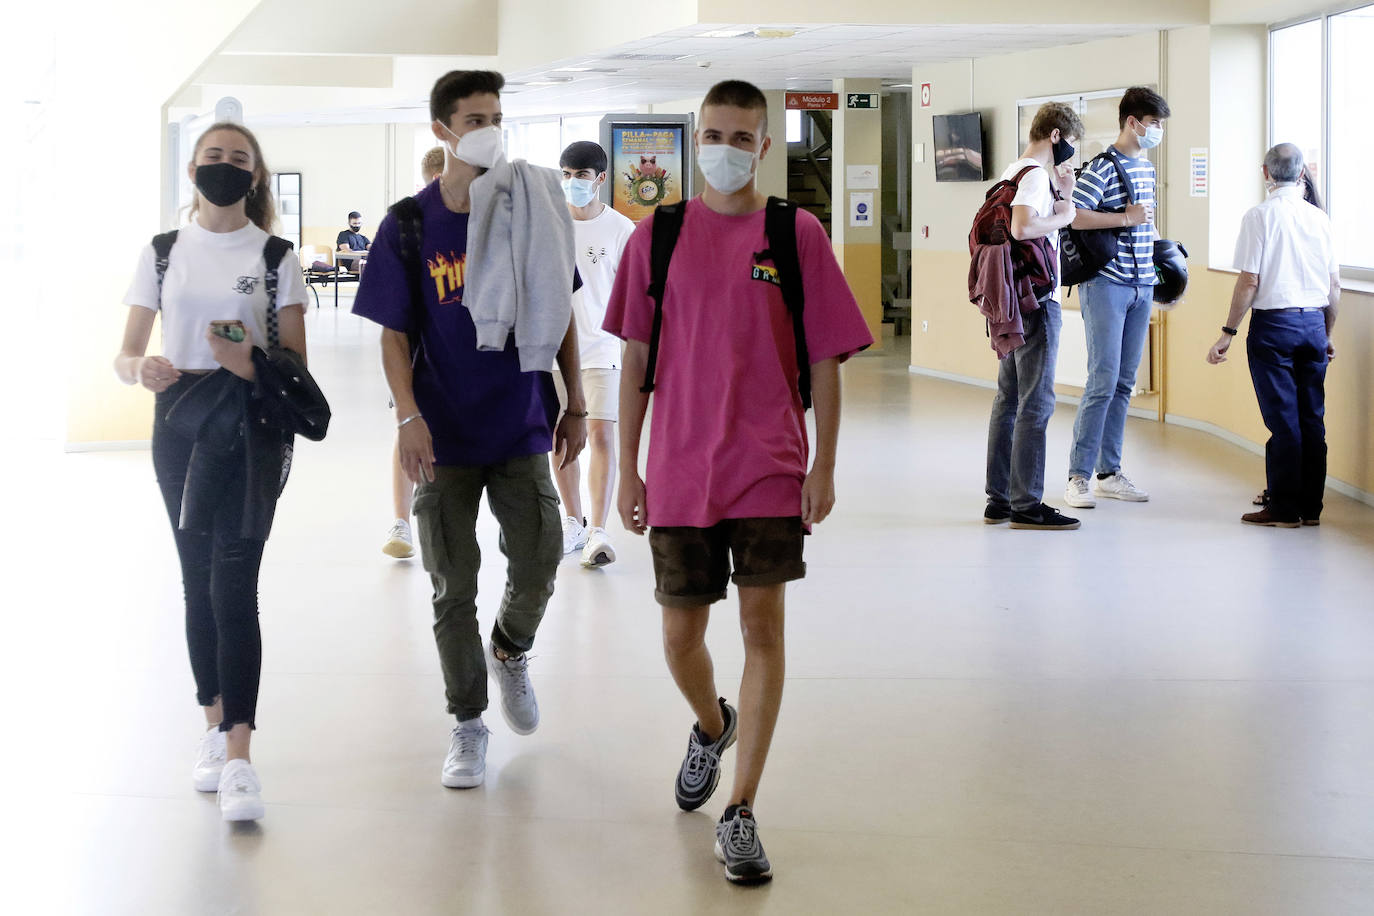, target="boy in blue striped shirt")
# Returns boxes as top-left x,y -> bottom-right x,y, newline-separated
1063,87 -> 1171,510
